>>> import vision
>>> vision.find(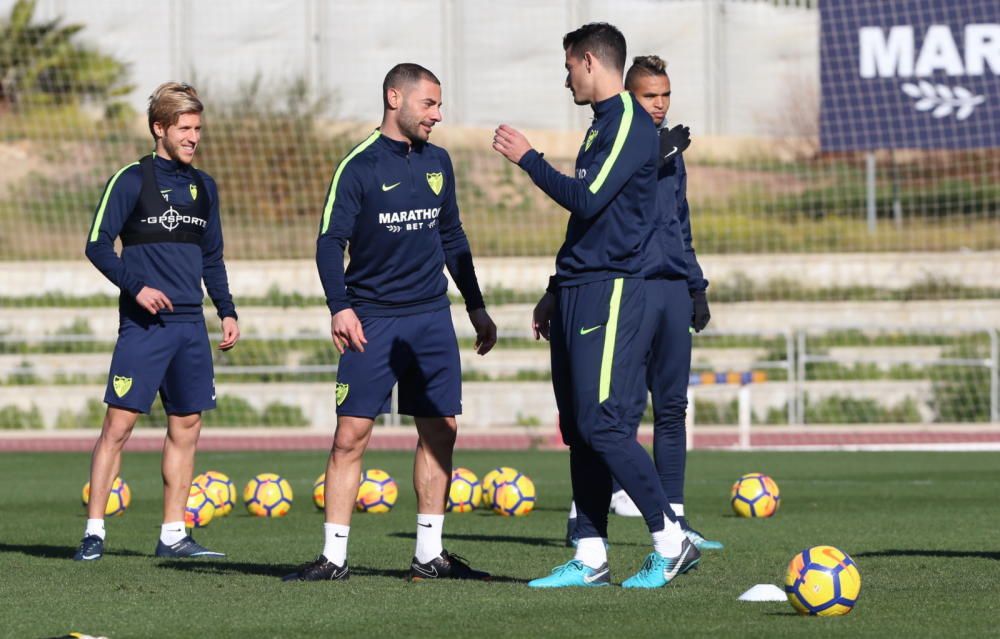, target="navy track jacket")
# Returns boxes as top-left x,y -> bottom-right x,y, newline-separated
641,150 -> 708,291
316,132 -> 485,317
517,91 -> 659,287
85,154 -> 236,322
